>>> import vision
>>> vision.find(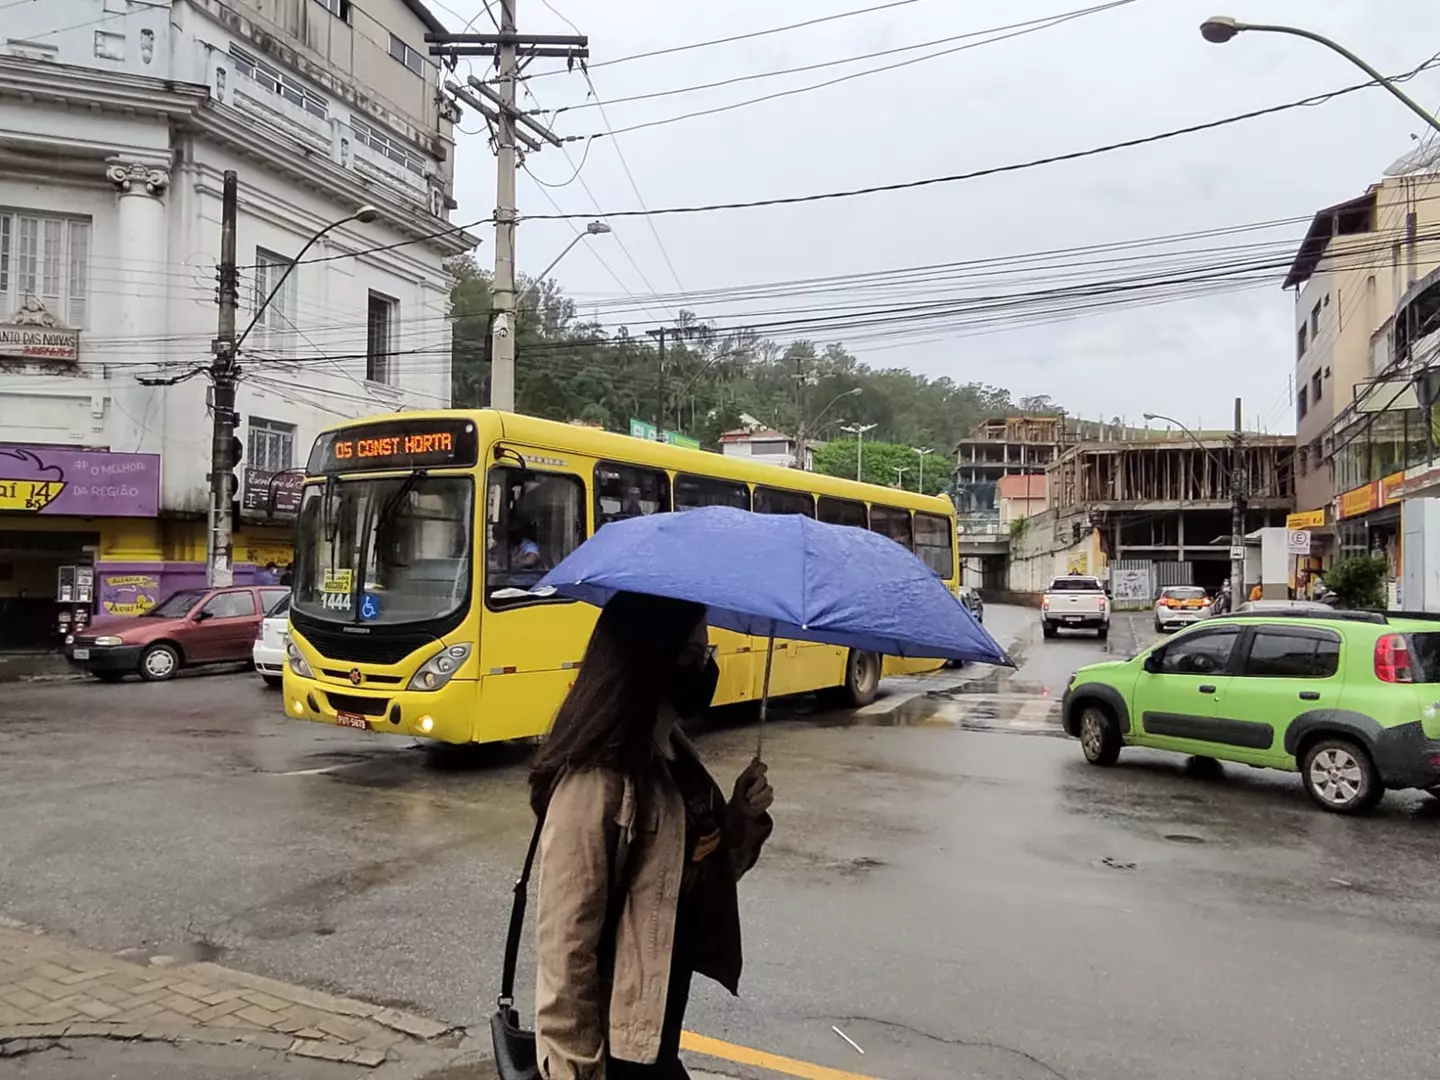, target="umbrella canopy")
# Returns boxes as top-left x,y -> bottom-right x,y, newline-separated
536,506 -> 1013,667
